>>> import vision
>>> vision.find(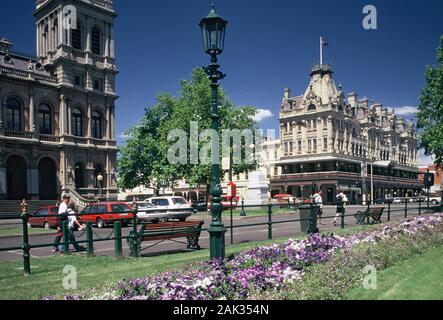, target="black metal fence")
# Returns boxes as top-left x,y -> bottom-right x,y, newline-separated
0,198 -> 441,276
